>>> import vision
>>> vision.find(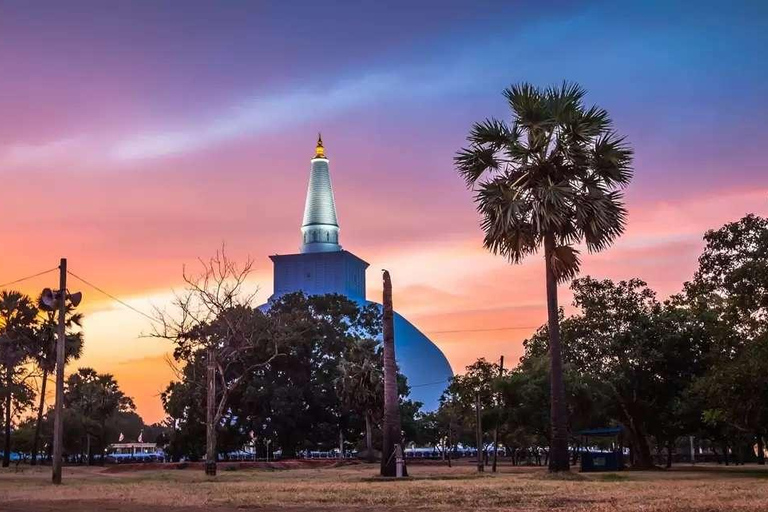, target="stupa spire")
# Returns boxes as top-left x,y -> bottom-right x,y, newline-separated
315,133 -> 326,159
301,134 -> 340,253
